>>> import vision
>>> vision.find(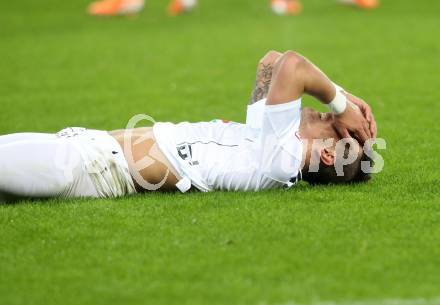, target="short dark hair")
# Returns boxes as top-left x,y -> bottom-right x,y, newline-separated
302,145 -> 373,185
